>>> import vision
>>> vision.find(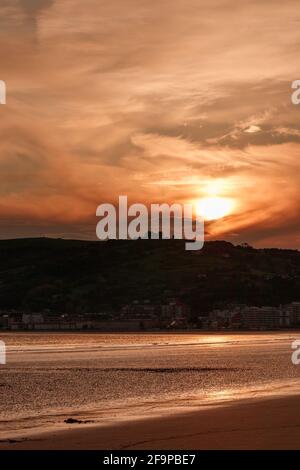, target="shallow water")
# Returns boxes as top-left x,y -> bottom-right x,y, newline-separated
0,331 -> 300,439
